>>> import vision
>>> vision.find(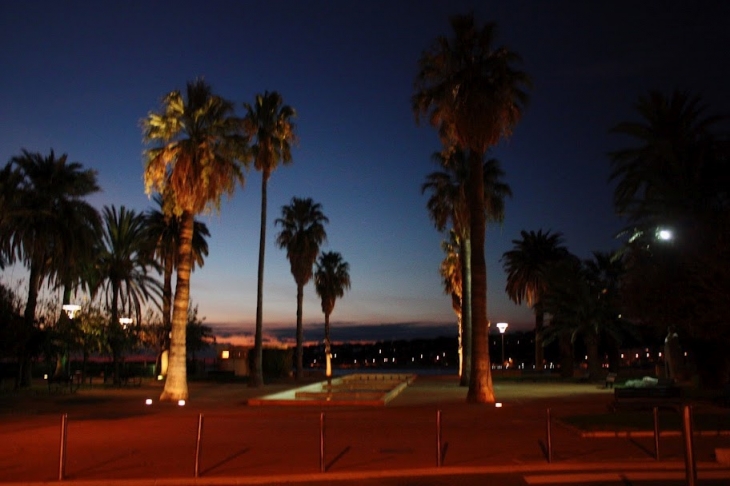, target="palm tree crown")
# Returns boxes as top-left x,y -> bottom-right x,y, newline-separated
143,79 -> 247,215
502,229 -> 570,307
314,251 -> 351,317
275,197 -> 329,287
